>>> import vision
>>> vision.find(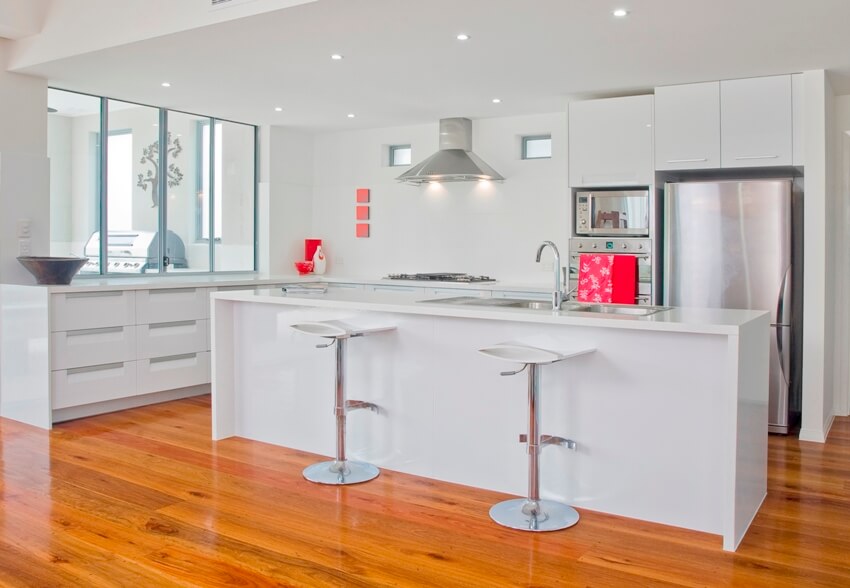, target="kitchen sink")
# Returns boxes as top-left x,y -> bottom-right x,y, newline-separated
573,304 -> 671,316
417,296 -> 670,316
